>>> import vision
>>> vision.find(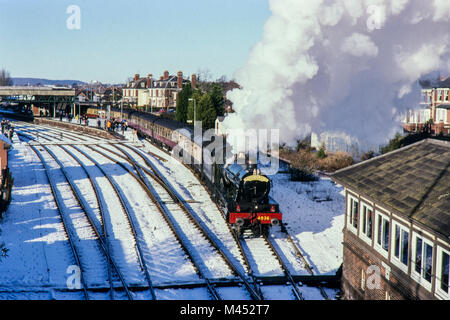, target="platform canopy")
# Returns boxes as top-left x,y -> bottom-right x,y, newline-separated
0,86 -> 75,104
